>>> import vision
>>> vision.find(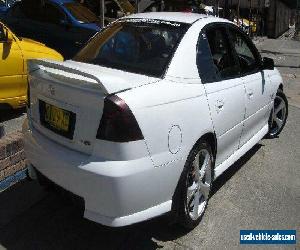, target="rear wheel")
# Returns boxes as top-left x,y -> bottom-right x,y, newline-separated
267,90 -> 288,138
175,140 -> 214,229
